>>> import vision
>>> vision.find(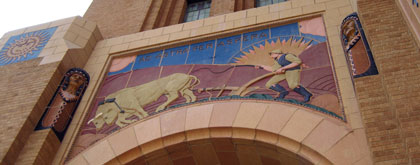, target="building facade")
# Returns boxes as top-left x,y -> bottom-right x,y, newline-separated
0,0 -> 419,164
